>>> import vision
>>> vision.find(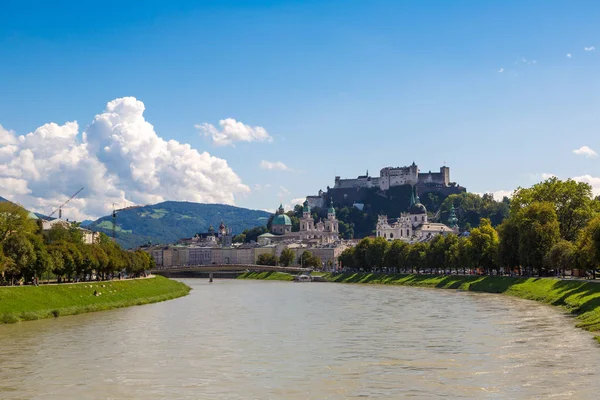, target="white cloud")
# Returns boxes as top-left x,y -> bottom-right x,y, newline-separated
573,175 -> 600,197
0,97 -> 250,220
573,145 -> 597,157
541,172 -> 558,180
290,197 -> 306,206
0,125 -> 18,145
195,118 -> 272,146
566,53 -> 572,58
498,68 -> 504,73
259,160 -> 291,171
584,46 -> 595,52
